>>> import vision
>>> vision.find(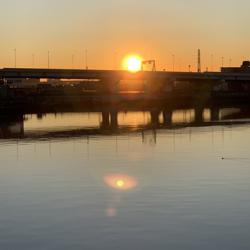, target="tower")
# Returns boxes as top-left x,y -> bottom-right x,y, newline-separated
197,49 -> 201,73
